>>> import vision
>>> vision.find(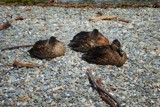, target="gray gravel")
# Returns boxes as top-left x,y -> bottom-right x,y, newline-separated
0,5 -> 160,107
